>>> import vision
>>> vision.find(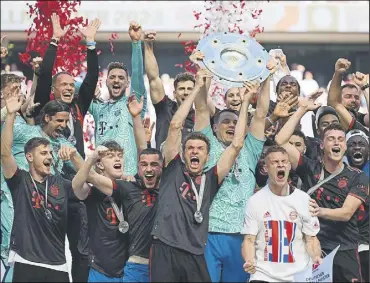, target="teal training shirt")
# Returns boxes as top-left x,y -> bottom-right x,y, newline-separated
88,41 -> 147,176
201,125 -> 265,233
